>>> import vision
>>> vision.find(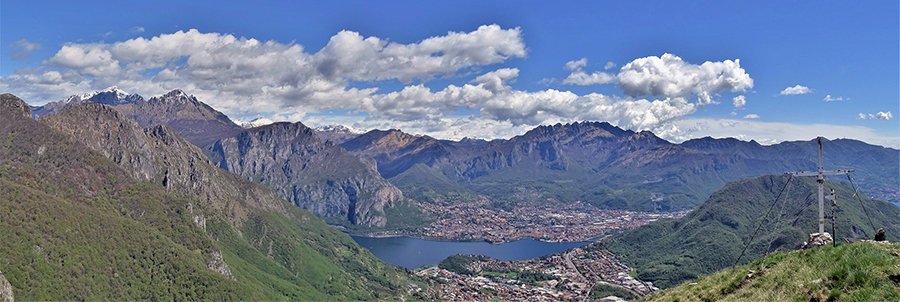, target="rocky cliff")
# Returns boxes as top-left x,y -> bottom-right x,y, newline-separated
40,102 -> 291,225
206,122 -> 402,227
